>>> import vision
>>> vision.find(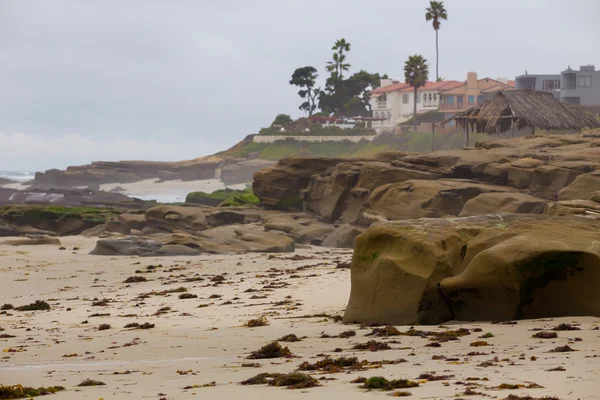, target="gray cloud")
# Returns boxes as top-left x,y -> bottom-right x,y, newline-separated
1,0 -> 598,170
